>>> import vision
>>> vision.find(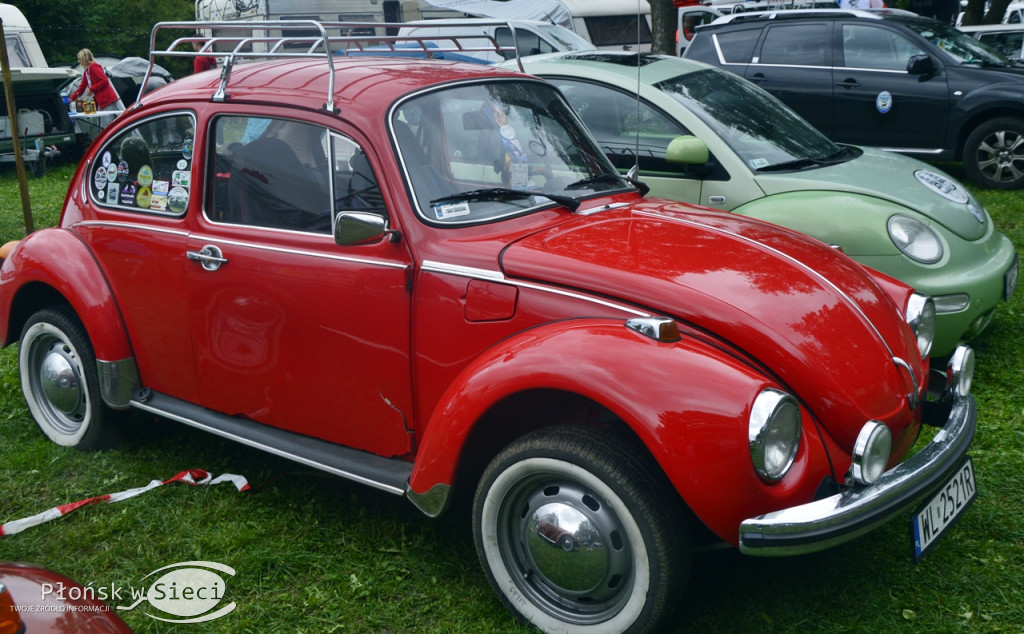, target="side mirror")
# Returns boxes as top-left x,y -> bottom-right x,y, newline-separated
334,212 -> 398,246
906,54 -> 935,76
665,135 -> 710,165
